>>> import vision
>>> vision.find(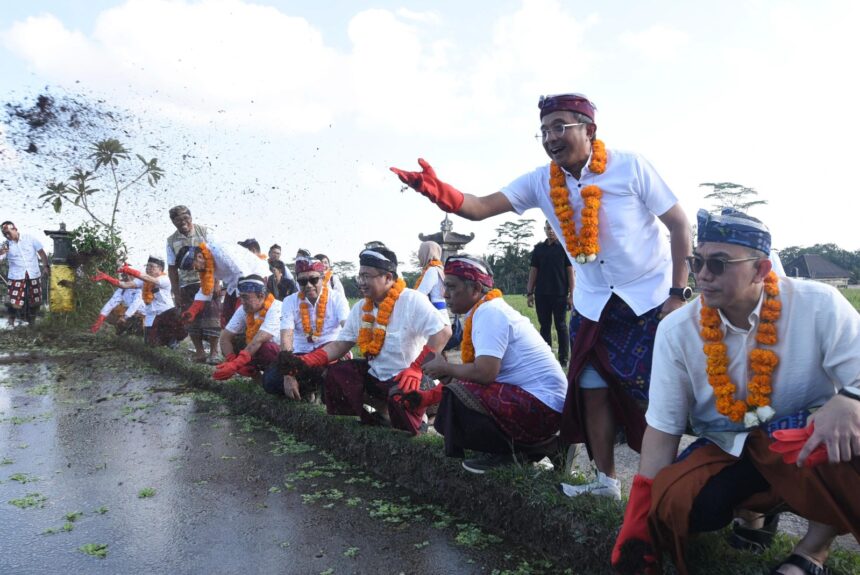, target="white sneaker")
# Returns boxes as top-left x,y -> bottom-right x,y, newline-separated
559,471 -> 621,500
